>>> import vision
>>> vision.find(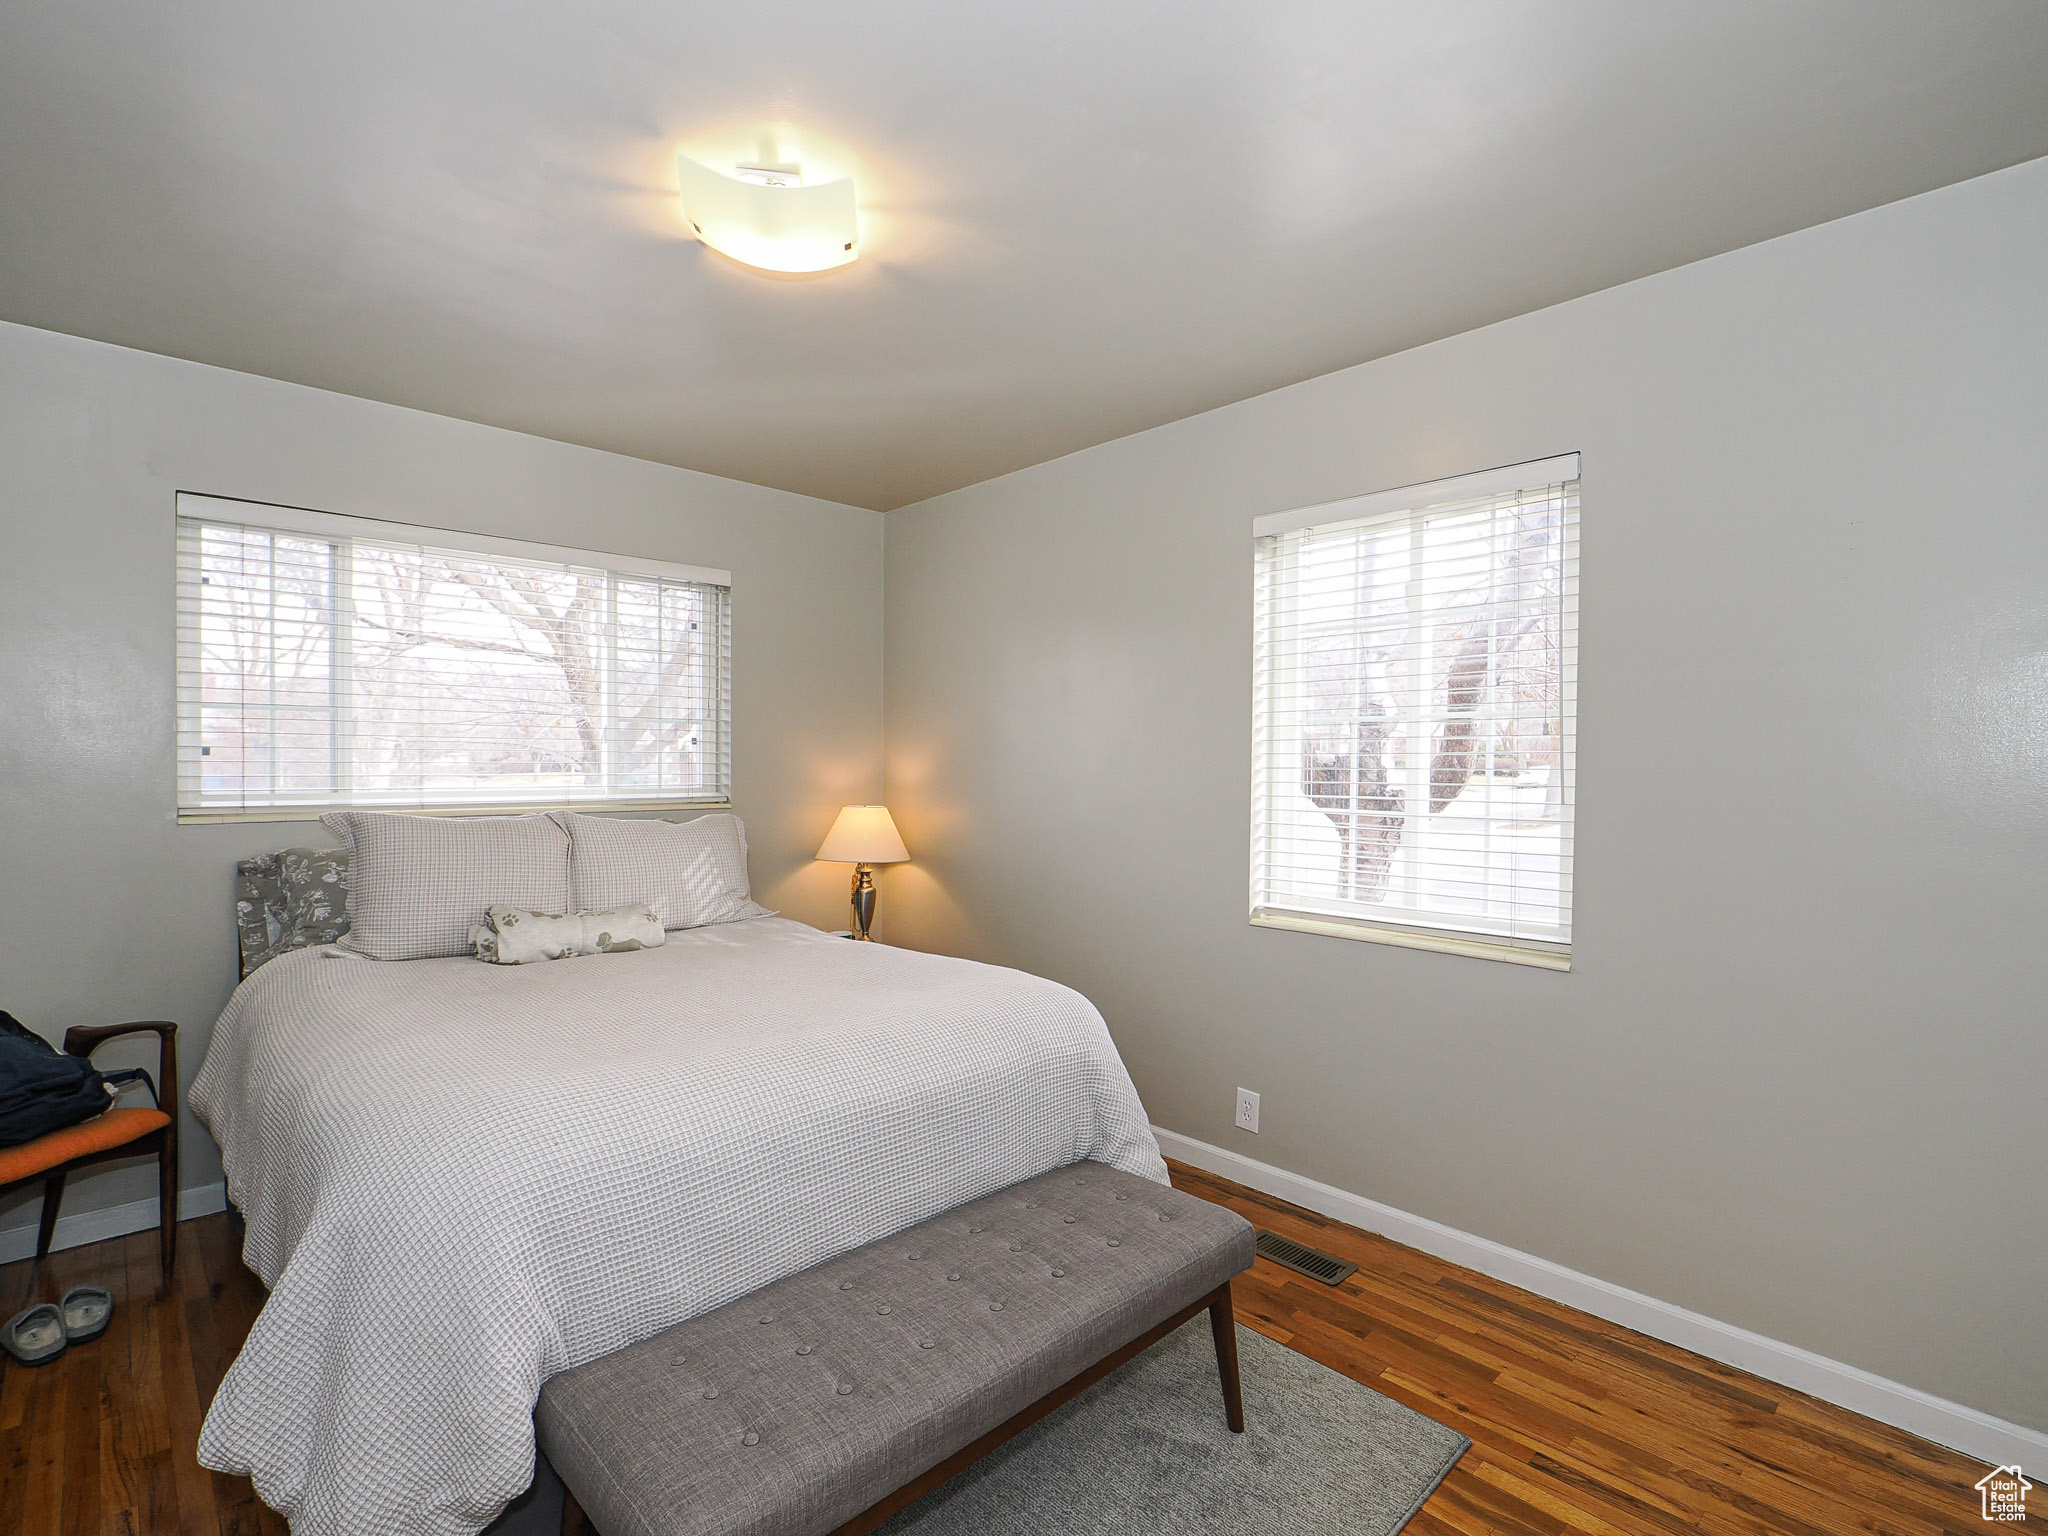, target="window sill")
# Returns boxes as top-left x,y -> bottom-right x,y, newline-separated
1250,909 -> 1571,970
177,797 -> 733,826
